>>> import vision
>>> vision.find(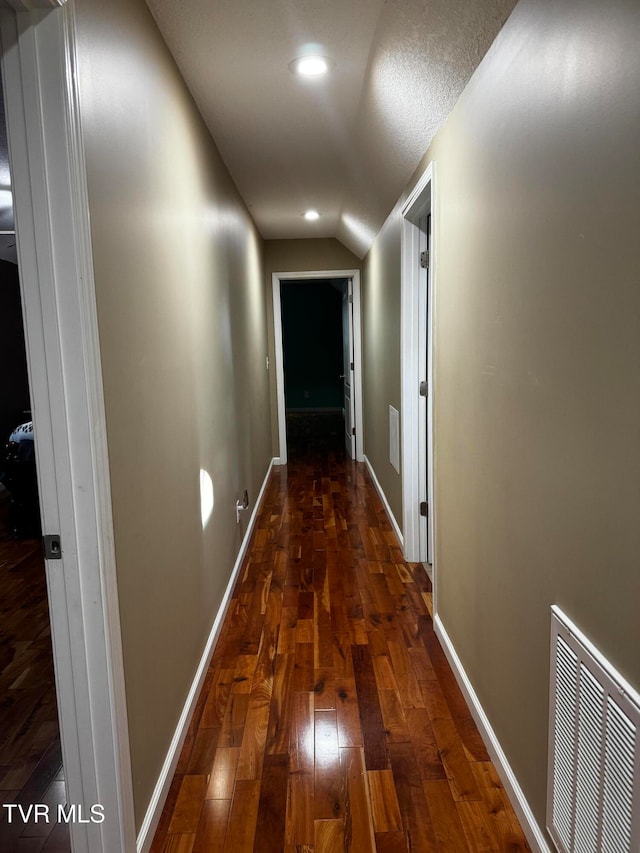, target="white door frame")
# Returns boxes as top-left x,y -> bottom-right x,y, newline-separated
342,277 -> 356,459
1,3 -> 135,851
272,269 -> 364,465
401,163 -> 435,572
